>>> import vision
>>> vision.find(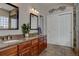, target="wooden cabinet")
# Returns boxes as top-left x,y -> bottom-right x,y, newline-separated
31,38 -> 38,47
18,38 -> 39,56
0,45 -> 17,56
0,36 -> 47,56
38,36 -> 47,54
19,47 -> 31,56
18,41 -> 31,56
39,37 -> 44,54
31,38 -> 39,56
31,46 -> 39,56
43,36 -> 47,49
